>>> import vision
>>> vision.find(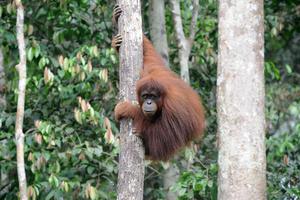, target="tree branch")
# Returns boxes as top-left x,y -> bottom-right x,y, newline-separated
169,0 -> 200,84
169,0 -> 186,49
15,1 -> 28,199
188,0 -> 199,42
